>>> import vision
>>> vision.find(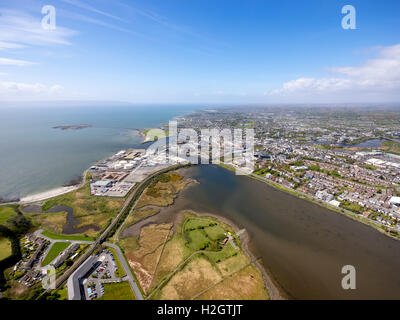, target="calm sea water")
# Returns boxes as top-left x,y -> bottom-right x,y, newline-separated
0,104 -> 195,199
